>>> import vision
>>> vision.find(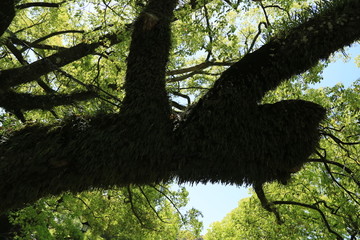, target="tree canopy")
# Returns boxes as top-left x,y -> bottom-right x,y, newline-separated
0,0 -> 359,238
